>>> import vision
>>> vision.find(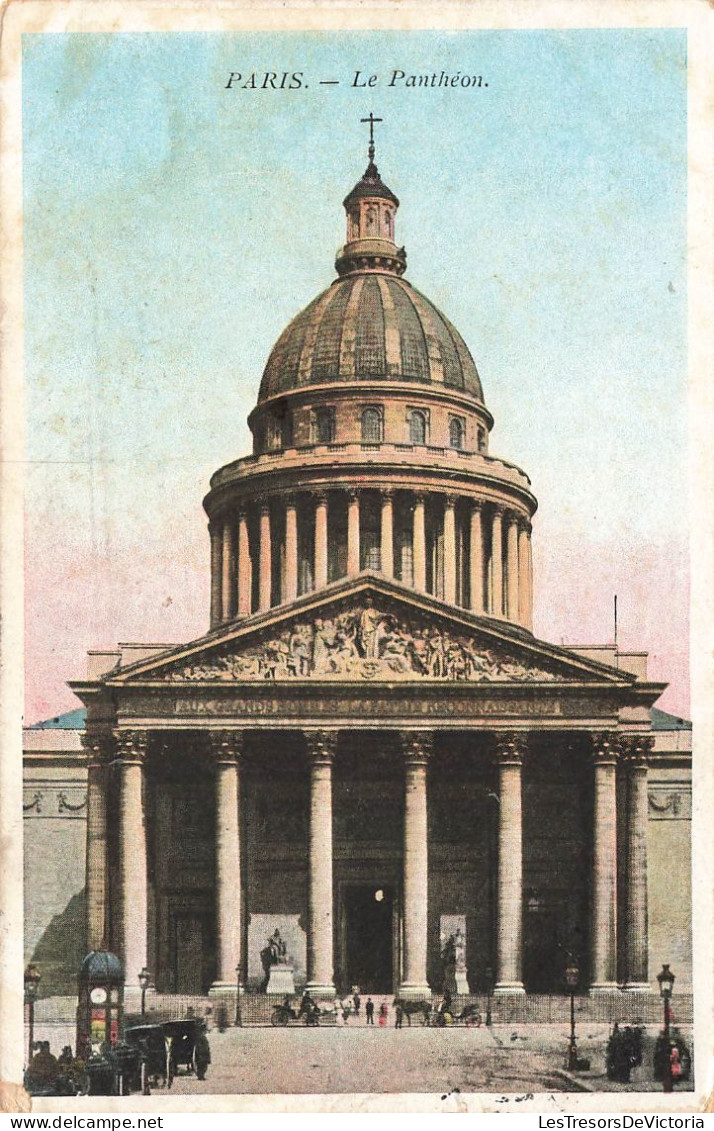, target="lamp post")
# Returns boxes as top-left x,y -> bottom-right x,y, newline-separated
138,967 -> 151,1019
235,965 -> 242,1028
657,963 -> 675,1093
24,964 -> 41,1068
564,958 -> 580,1072
484,965 -> 493,1027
